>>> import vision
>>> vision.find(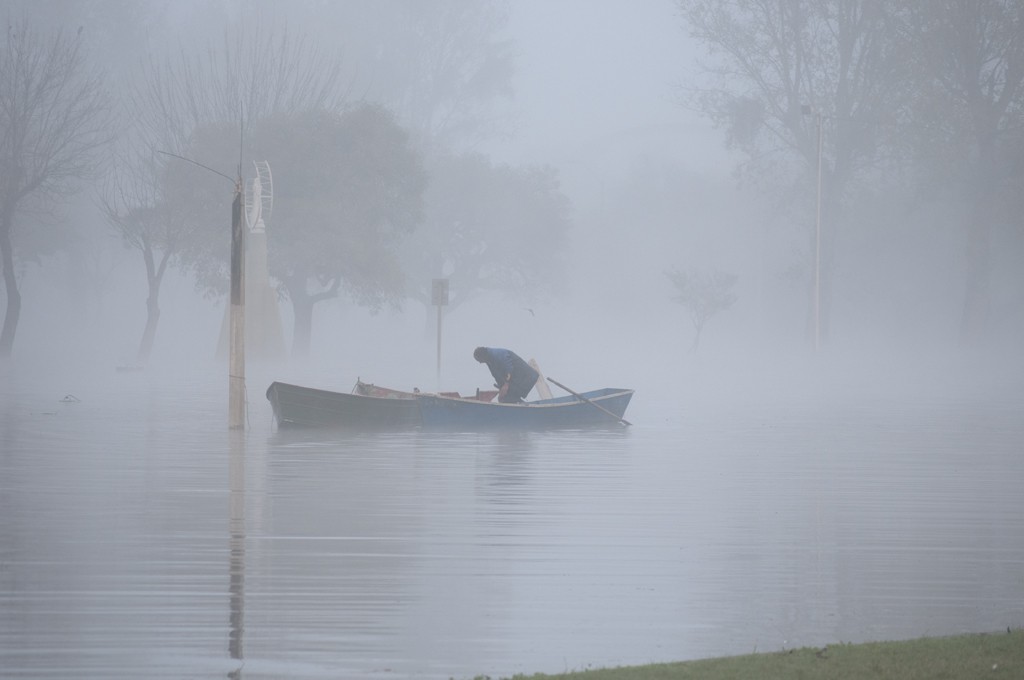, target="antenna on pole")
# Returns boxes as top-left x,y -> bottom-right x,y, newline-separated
225,111 -> 248,429
156,150 -> 234,184
157,147 -> 247,429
